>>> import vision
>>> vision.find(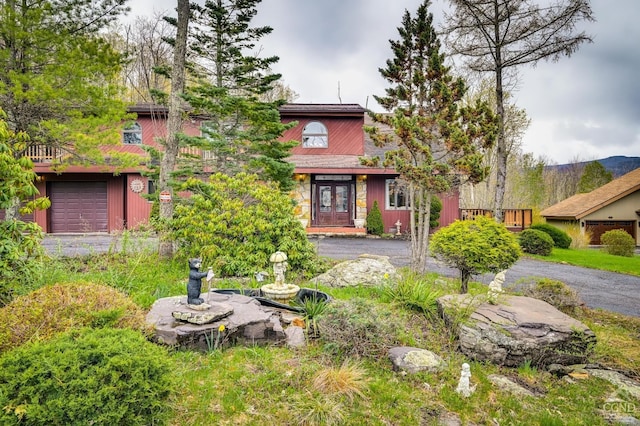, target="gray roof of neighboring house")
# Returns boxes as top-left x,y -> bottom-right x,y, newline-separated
540,167 -> 640,219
